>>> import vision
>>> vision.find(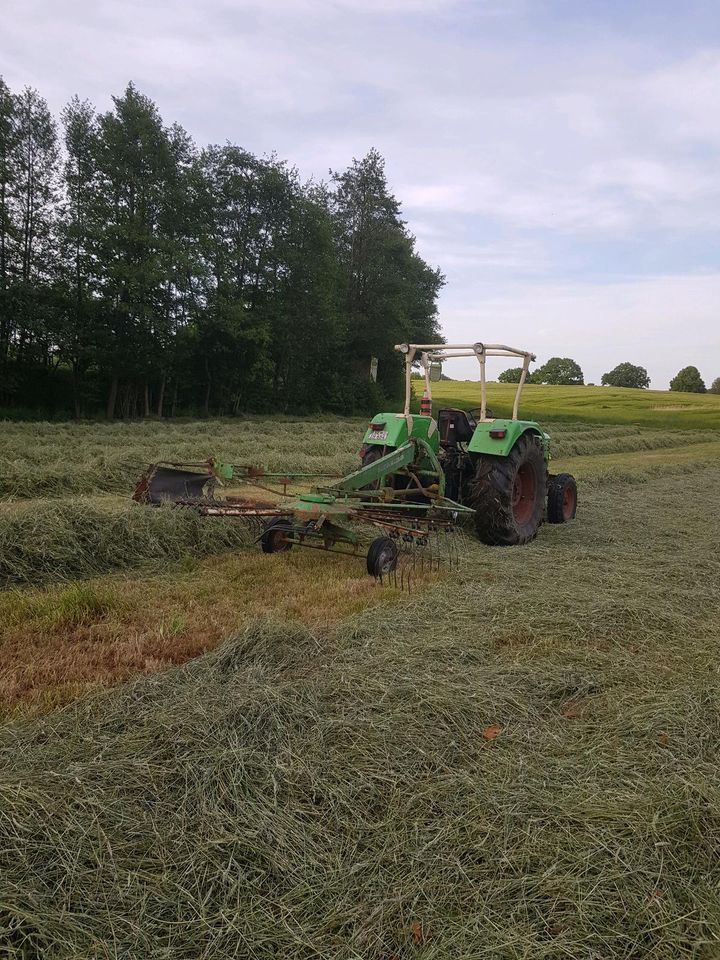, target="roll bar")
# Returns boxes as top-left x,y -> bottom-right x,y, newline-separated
395,342 -> 536,422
